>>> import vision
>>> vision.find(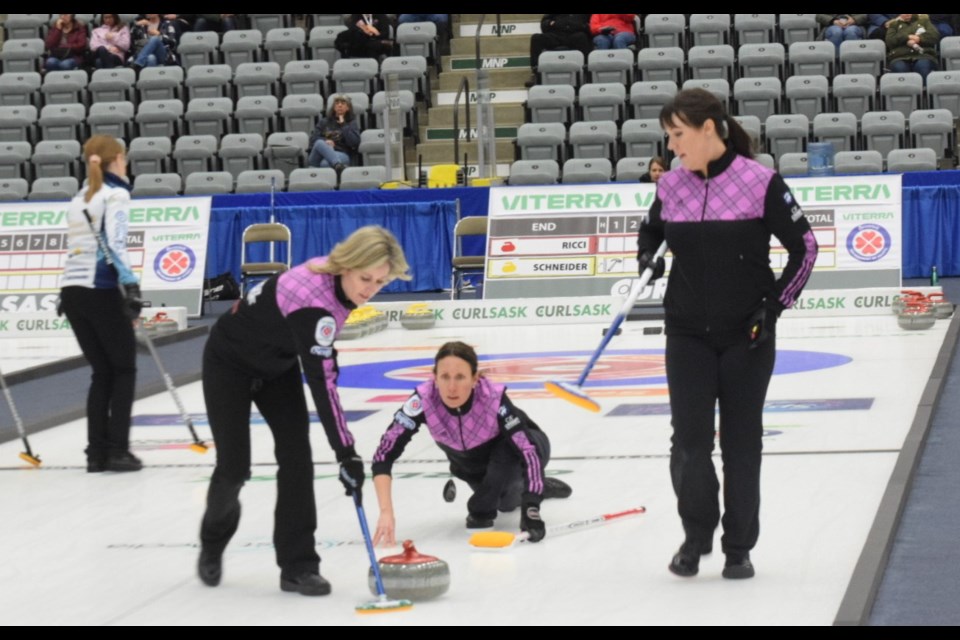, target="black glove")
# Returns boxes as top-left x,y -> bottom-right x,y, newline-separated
747,300 -> 780,349
521,504 -> 546,543
339,455 -> 365,501
121,283 -> 143,321
637,250 -> 665,281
